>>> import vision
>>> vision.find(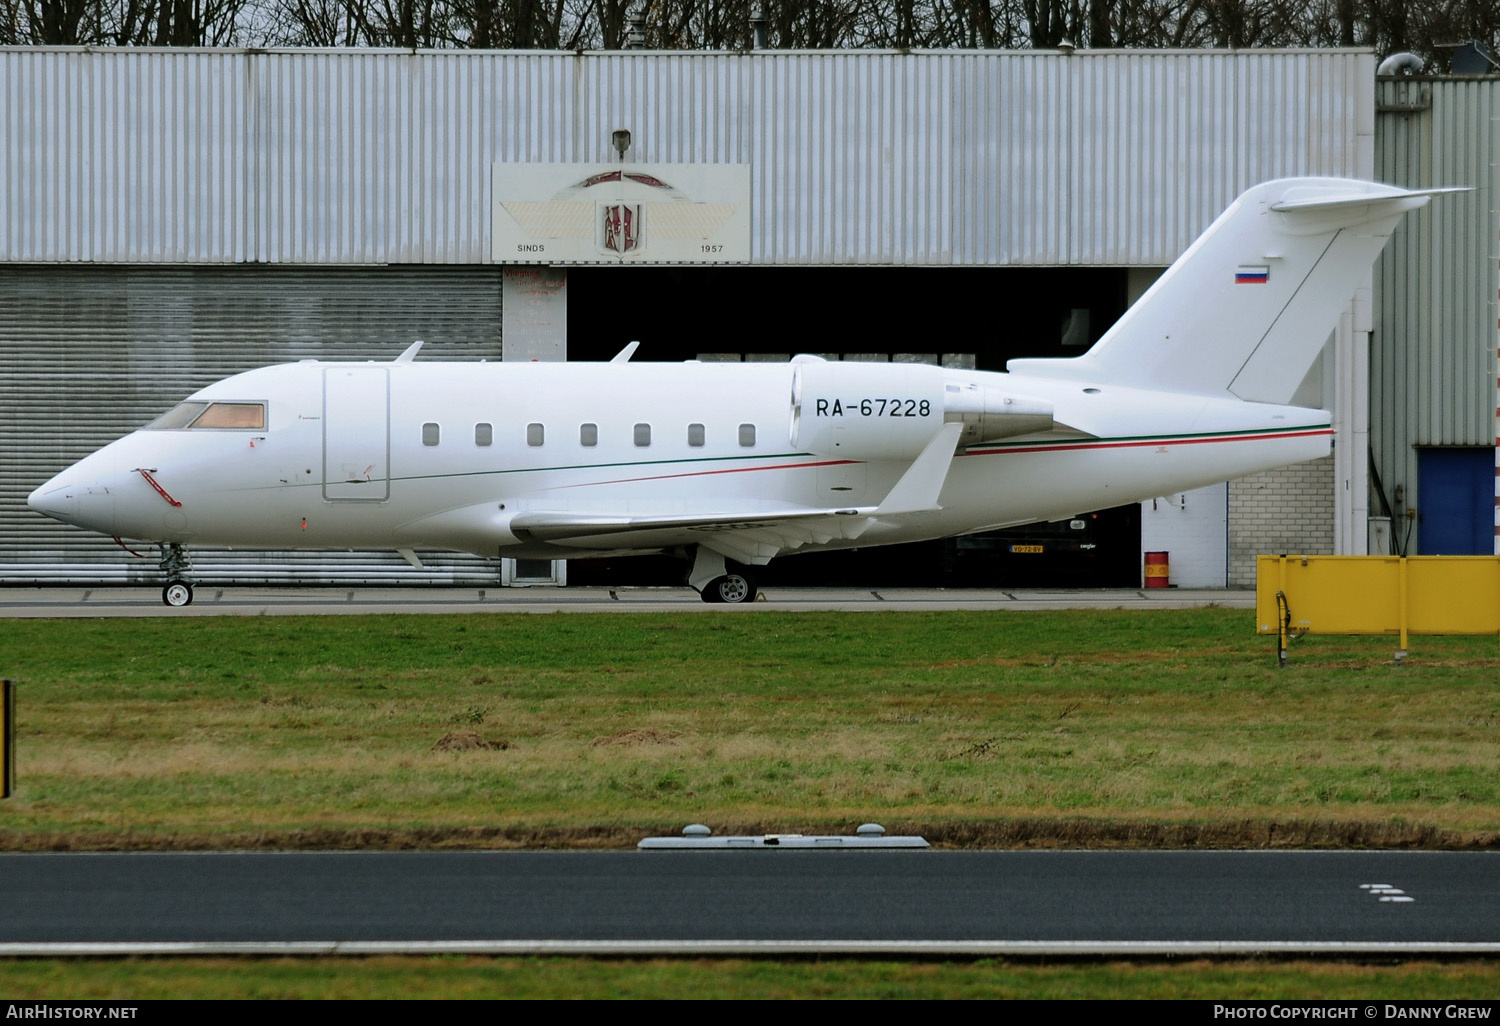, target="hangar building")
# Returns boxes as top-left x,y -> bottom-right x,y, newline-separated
0,46 -> 1491,587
